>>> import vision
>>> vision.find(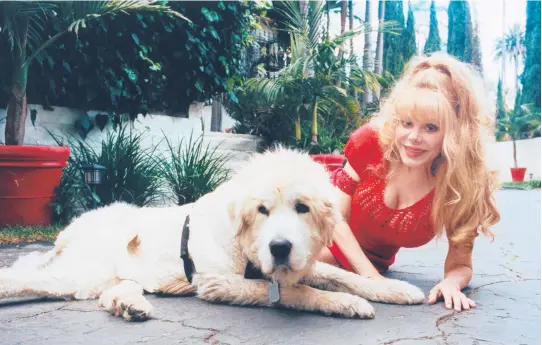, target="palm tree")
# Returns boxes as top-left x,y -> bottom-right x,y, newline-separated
362,0 -> 373,106
374,0 -> 385,99
246,1 -> 381,144
0,1 -> 186,145
497,94 -> 540,168
494,24 -> 526,94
